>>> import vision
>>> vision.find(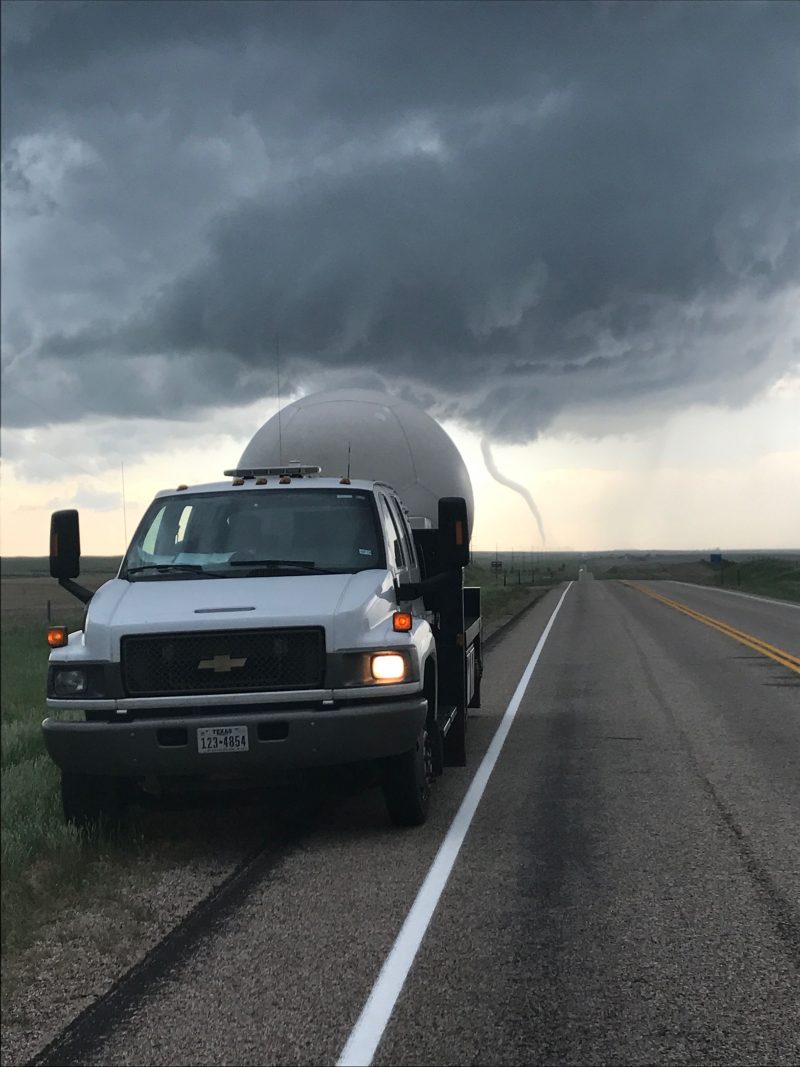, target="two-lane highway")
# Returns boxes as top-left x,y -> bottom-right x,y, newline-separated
375,580 -> 799,1065
43,581 -> 799,1067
